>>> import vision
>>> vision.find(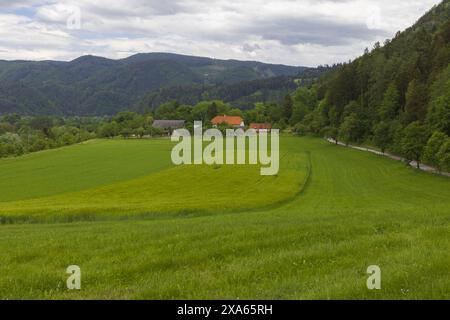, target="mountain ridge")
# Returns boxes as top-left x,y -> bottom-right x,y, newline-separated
0,52 -> 310,115
1,52 -> 306,68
